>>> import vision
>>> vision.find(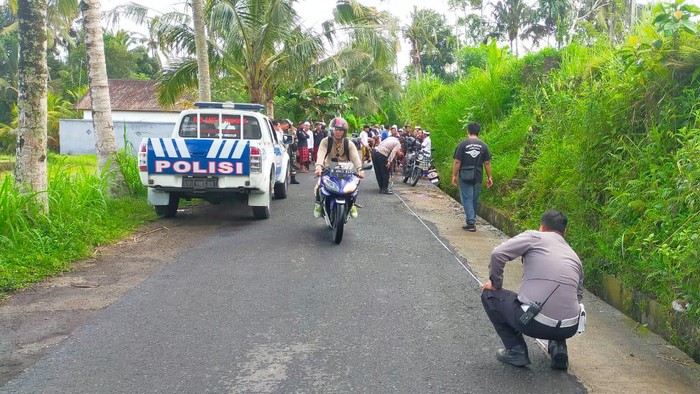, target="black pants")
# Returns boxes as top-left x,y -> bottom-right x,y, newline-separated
371,150 -> 389,191
481,288 -> 578,349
